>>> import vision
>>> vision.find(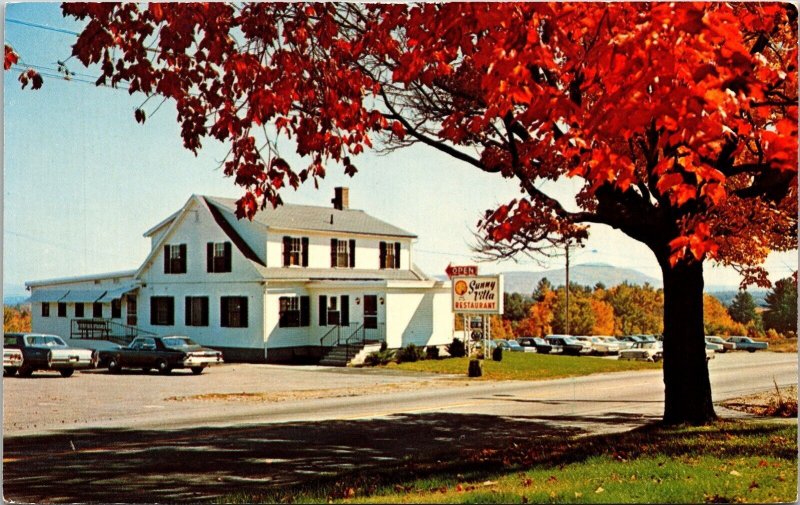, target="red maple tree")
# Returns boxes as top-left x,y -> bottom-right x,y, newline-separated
60,2 -> 796,424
